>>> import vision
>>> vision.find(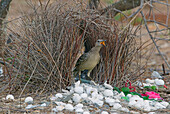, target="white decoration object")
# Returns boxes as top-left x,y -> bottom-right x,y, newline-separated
101,111 -> 109,114
146,78 -> 155,84
151,71 -> 162,79
72,93 -> 81,103
75,108 -> 84,113
104,81 -> 113,90
105,97 -> 115,106
74,86 -> 84,94
0,67 -> 3,76
65,104 -> 74,111
92,99 -> 104,107
155,102 -> 165,109
80,93 -> 88,99
83,111 -> 90,114
74,103 -> 84,109
55,93 -> 63,98
160,101 -> 169,107
50,96 -> 57,101
40,103 -> 47,107
25,97 -> 33,103
55,101 -> 66,106
120,107 -> 129,112
154,79 -> 164,86
113,103 -> 122,109
75,81 -> 81,87
103,89 -> 113,97
56,105 -> 65,111
6,94 -> 14,100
